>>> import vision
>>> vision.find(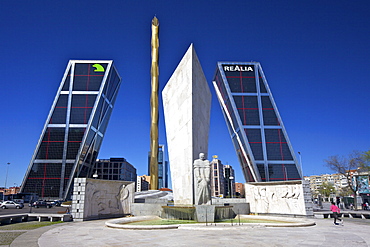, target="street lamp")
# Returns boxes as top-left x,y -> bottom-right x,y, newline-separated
3,162 -> 10,202
330,188 -> 333,199
93,170 -> 98,179
318,194 -> 323,208
229,176 -> 234,198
